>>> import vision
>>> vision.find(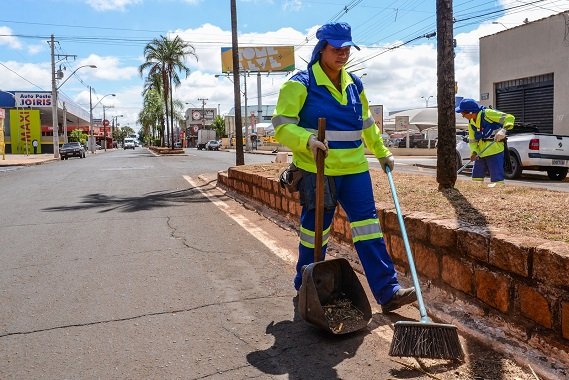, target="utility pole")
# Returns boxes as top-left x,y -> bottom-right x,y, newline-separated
243,72 -> 250,152
436,0 -> 457,189
198,98 -> 208,129
256,71 -> 262,128
49,34 -> 76,158
50,35 -> 58,158
89,86 -> 94,153
102,104 -> 113,151
230,0 -> 244,165
62,102 -> 67,143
